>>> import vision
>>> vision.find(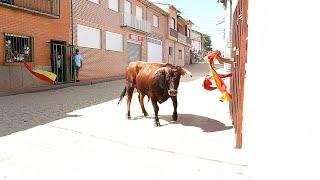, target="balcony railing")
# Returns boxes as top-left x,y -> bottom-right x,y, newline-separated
178,32 -> 187,43
170,28 -> 178,38
121,13 -> 150,34
187,37 -> 191,44
0,0 -> 60,18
